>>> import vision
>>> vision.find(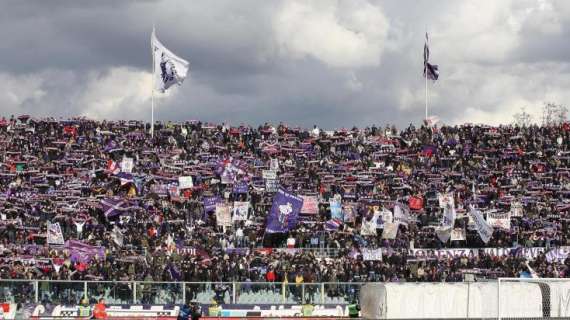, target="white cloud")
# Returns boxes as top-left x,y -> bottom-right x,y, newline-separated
443,63 -> 570,125
79,67 -> 153,120
0,73 -> 46,113
434,0 -> 564,64
273,0 -> 389,68
0,68 -> 155,120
